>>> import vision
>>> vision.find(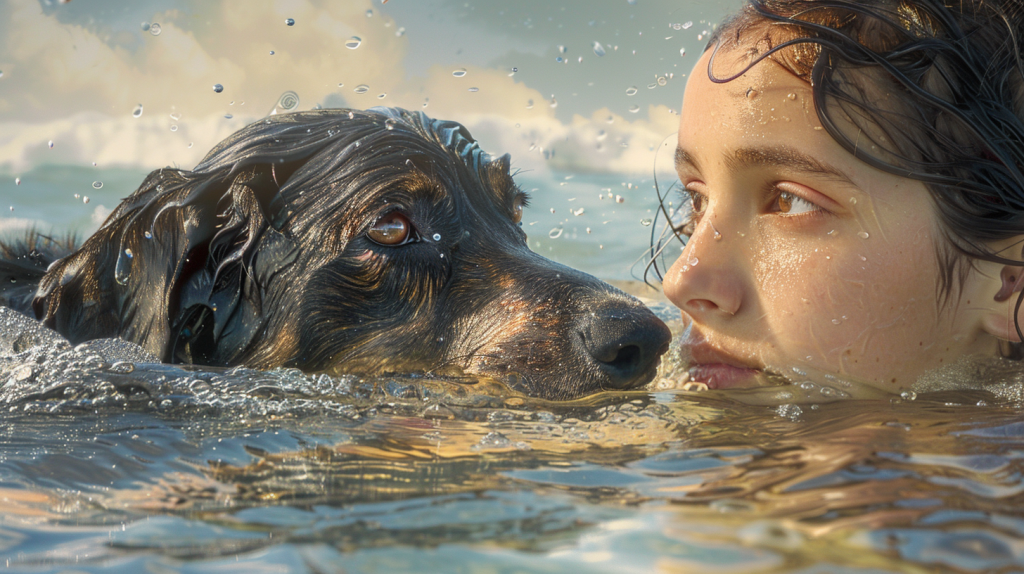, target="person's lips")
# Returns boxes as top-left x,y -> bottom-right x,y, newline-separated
680,338 -> 762,390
